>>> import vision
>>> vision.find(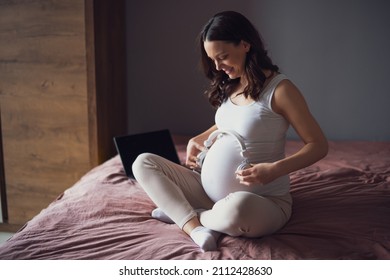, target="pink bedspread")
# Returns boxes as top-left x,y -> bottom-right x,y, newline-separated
0,139 -> 389,259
